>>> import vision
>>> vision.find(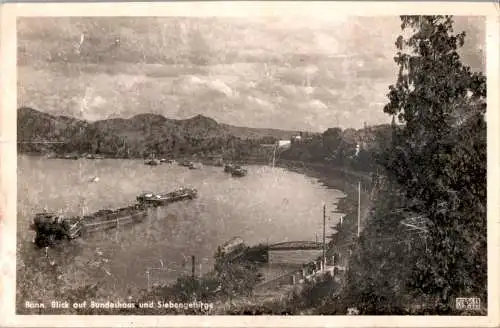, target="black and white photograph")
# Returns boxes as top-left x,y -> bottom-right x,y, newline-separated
2,2 -> 496,323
